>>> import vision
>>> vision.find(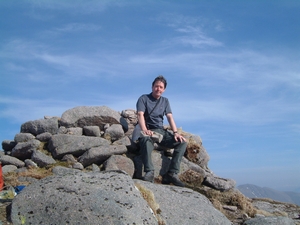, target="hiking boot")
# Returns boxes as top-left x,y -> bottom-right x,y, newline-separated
162,172 -> 185,187
143,171 -> 154,183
